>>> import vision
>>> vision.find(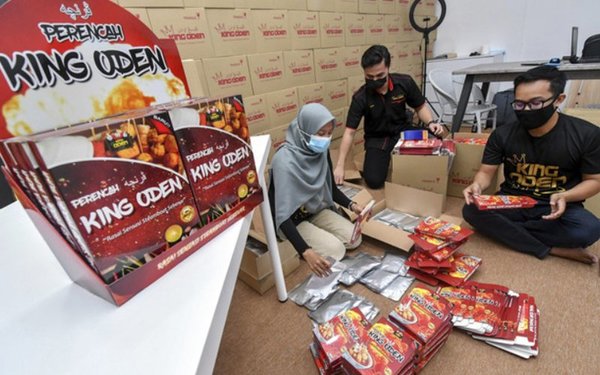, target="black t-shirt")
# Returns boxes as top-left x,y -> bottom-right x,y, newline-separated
346,73 -> 426,139
482,113 -> 600,201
